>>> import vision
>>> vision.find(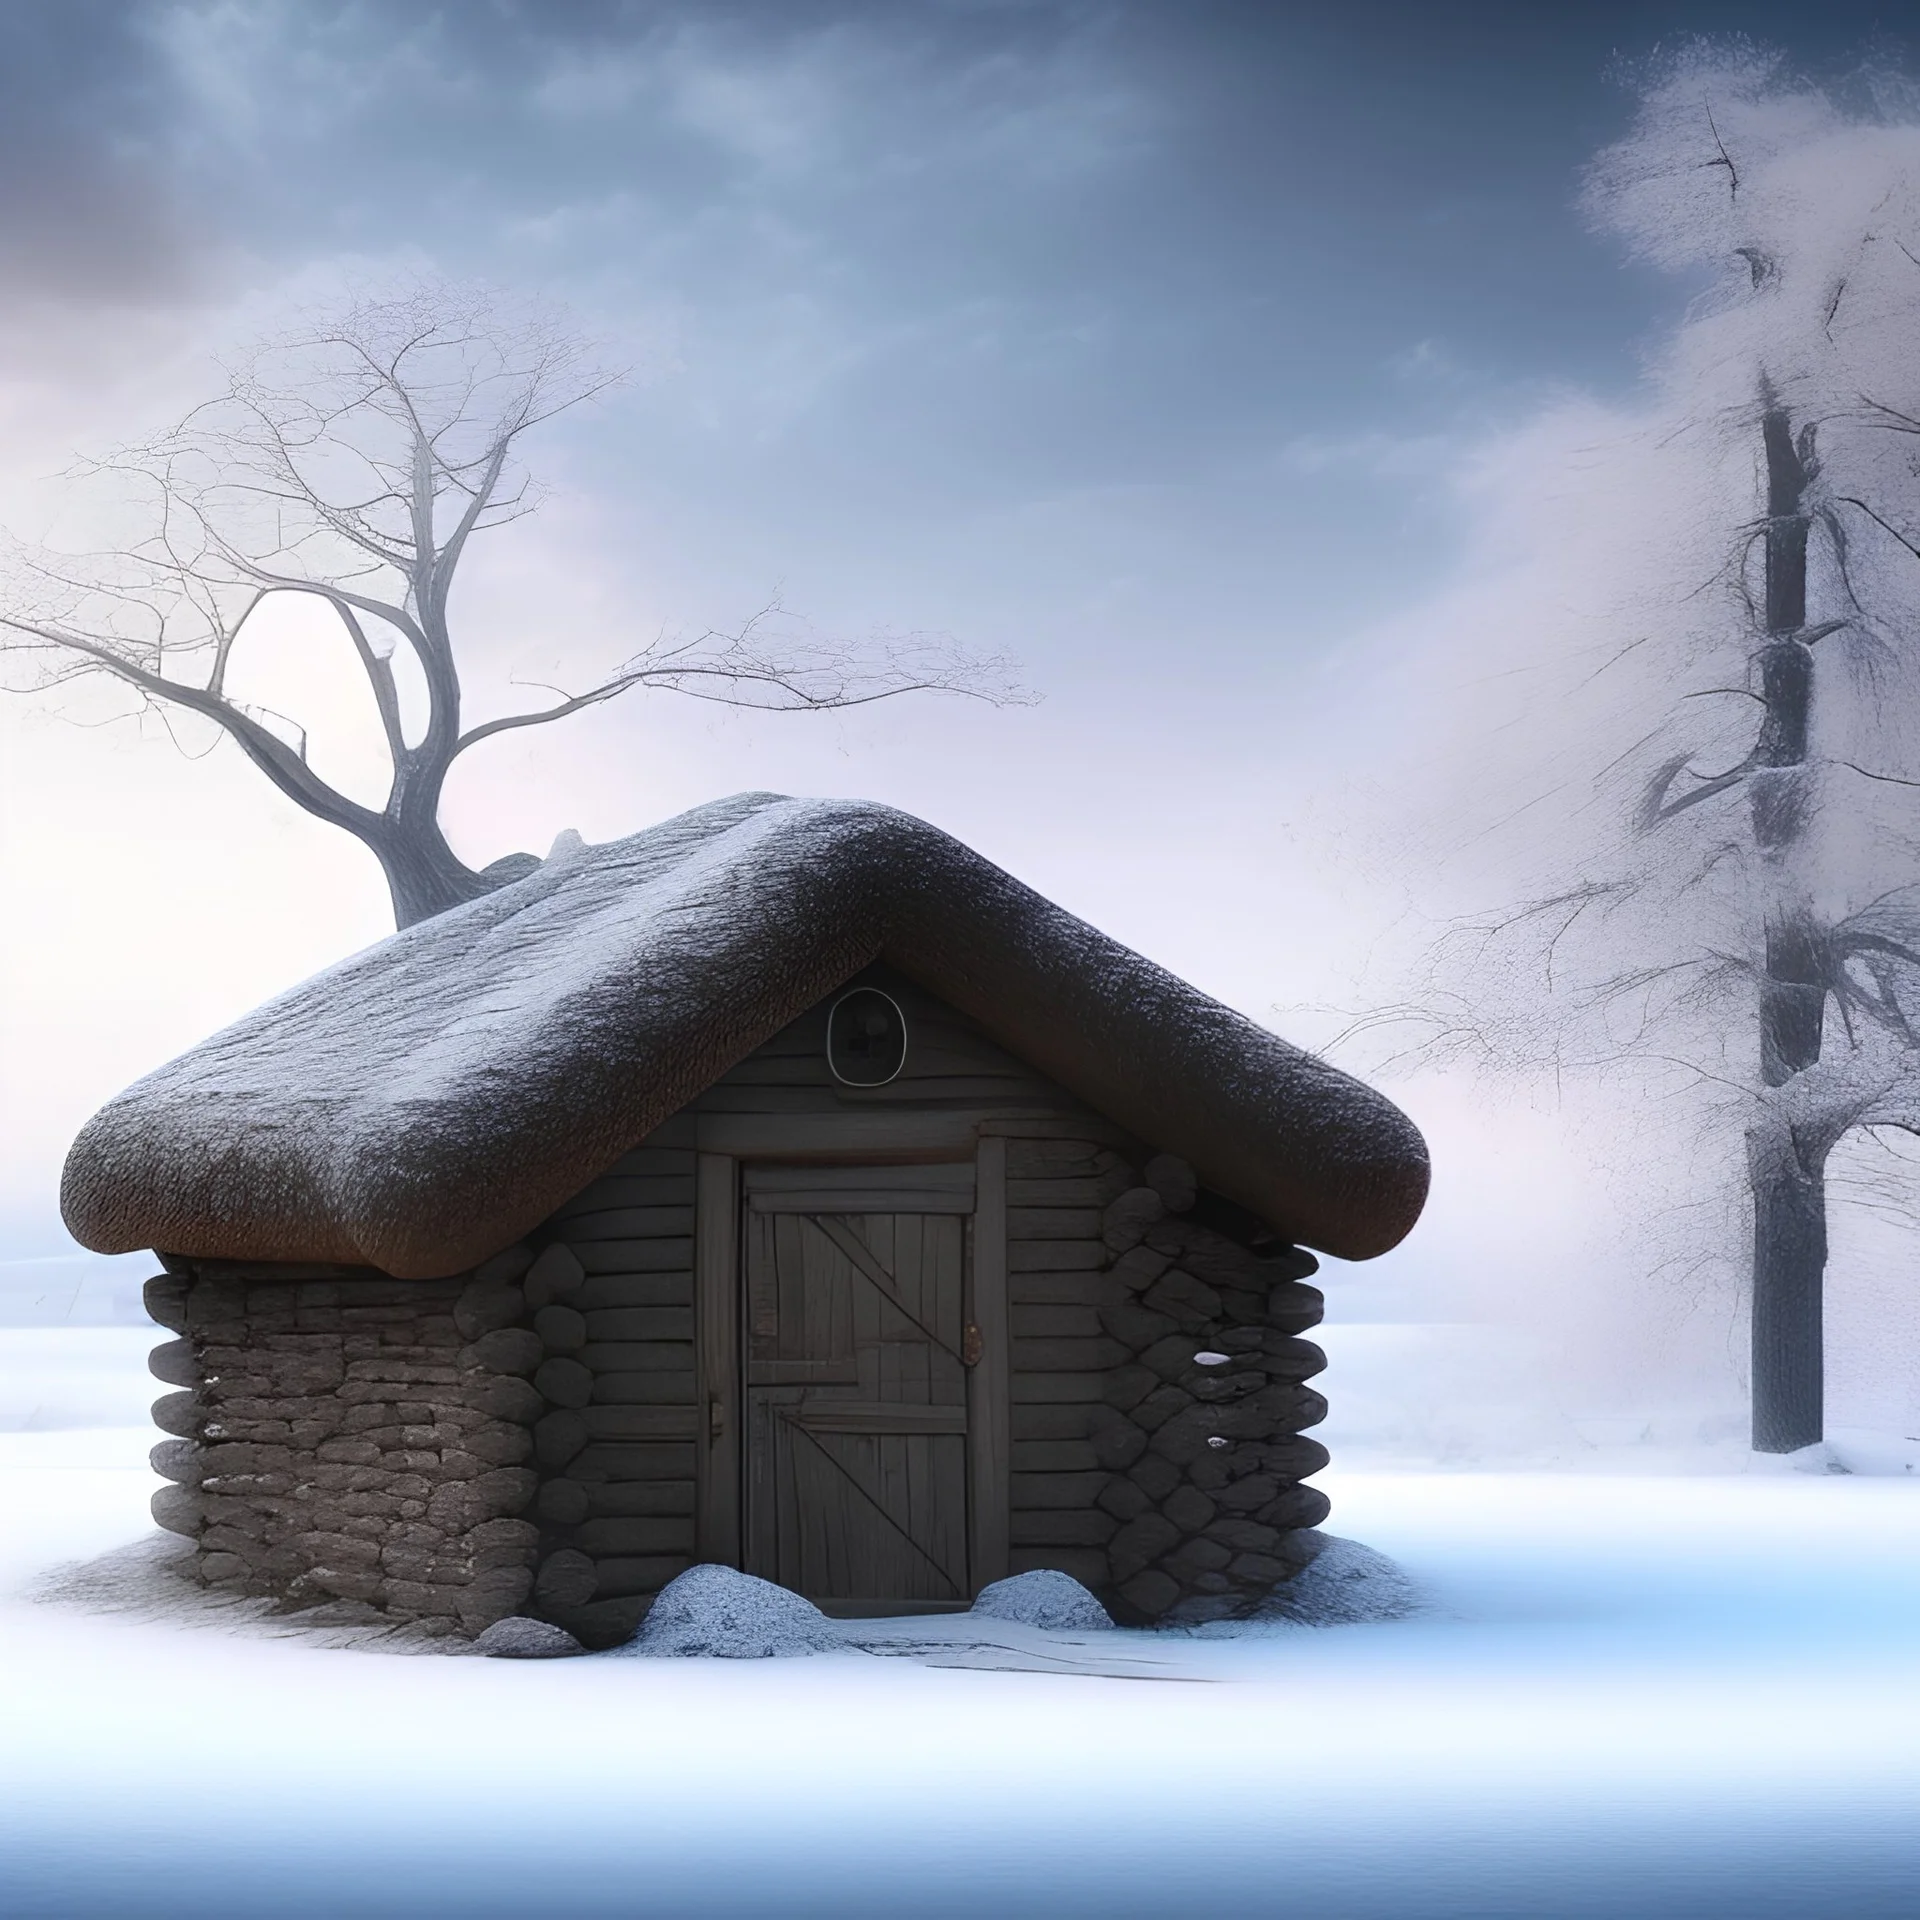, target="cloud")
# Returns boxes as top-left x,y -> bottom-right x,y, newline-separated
1274,429 -> 1454,478
0,3 -> 210,303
